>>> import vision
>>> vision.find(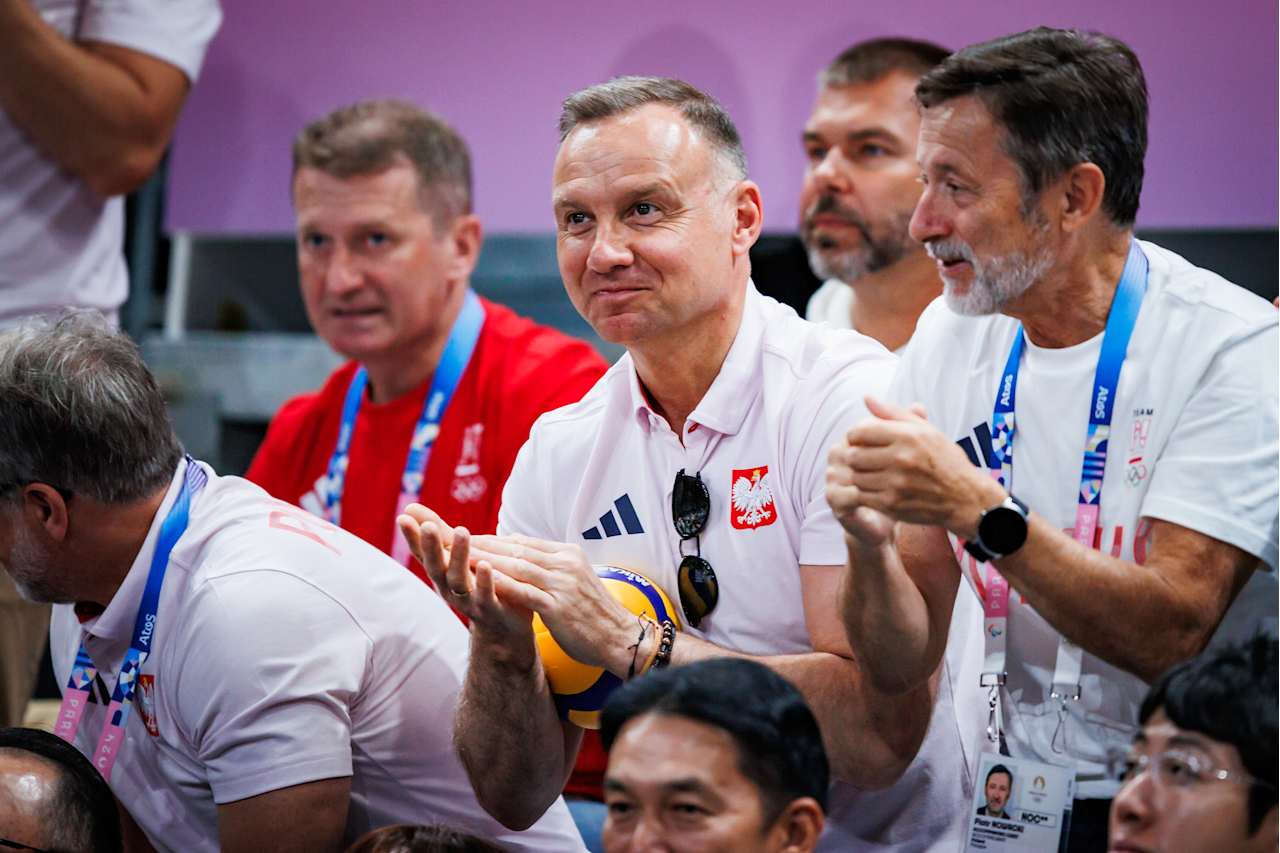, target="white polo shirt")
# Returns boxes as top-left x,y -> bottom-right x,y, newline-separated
0,0 -> 221,326
50,461 -> 585,853
500,284 -> 986,851
890,239 -> 1279,798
